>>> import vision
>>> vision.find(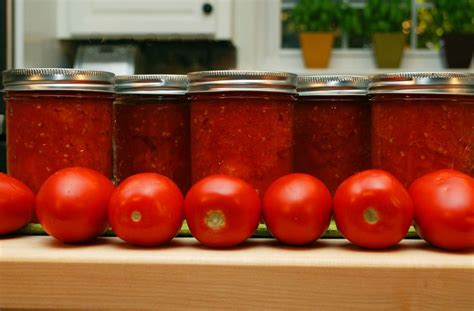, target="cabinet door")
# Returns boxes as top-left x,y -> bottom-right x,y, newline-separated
57,0 -> 231,39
